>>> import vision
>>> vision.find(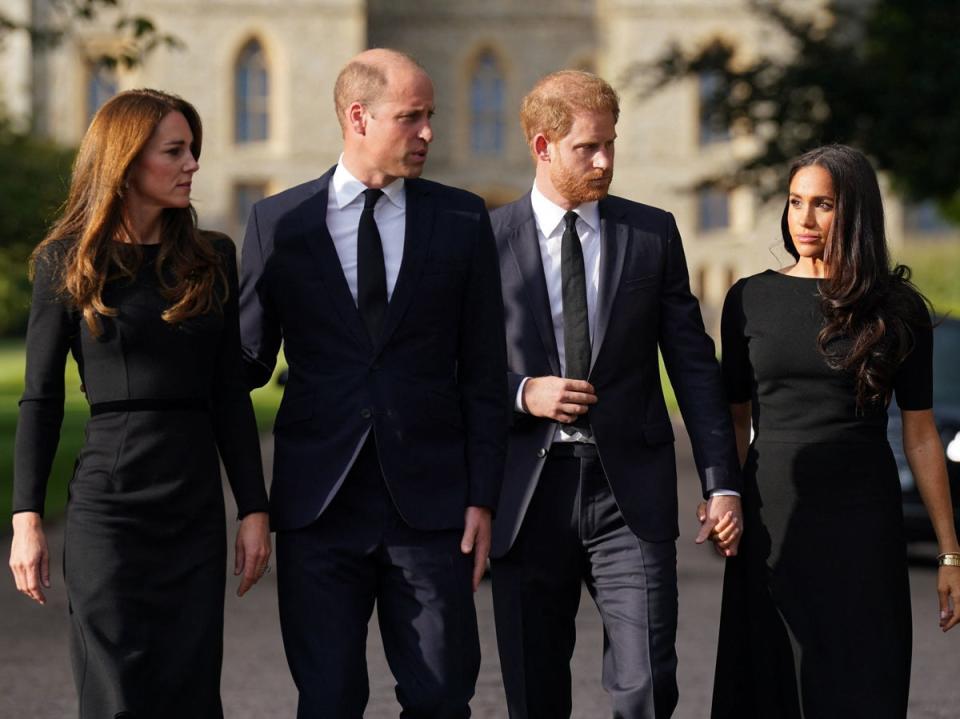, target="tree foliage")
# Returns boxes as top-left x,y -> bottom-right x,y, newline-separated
0,0 -> 180,68
628,0 -> 960,220
0,121 -> 75,335
0,1 -> 179,335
